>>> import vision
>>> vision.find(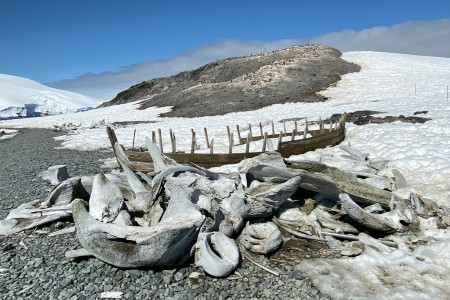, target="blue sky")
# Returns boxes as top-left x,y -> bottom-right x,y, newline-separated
1,0 -> 450,101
